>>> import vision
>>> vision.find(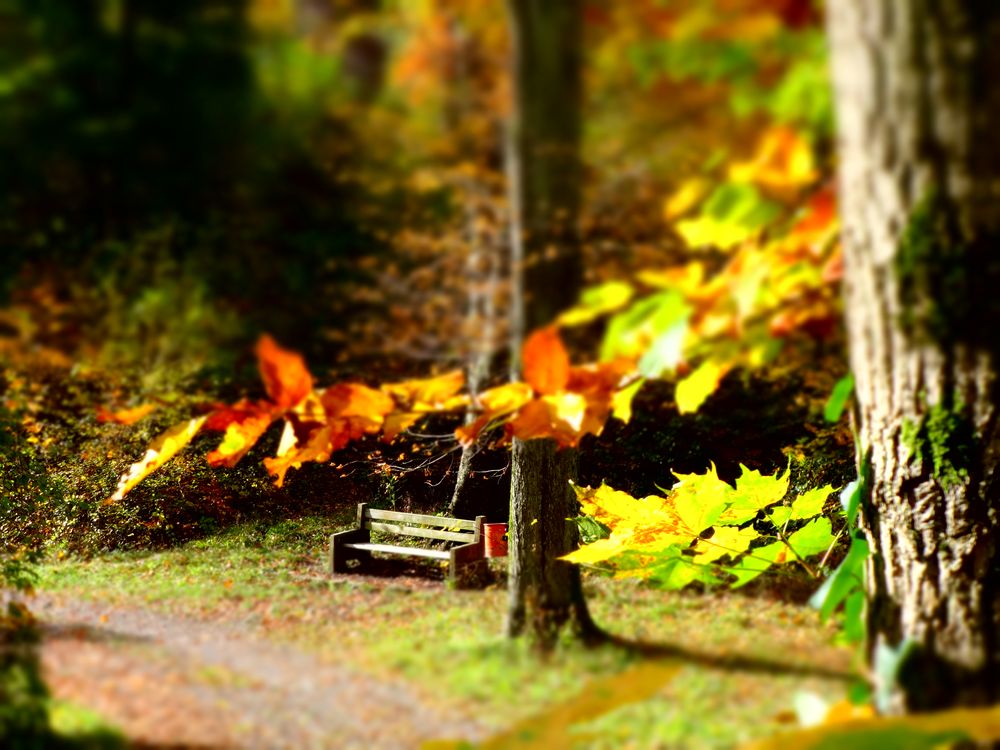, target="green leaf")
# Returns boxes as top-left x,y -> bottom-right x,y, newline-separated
823,374 -> 854,423
727,540 -> 789,587
789,485 -> 835,521
676,183 -> 781,249
768,506 -> 791,527
601,291 -> 689,361
810,535 -> 869,620
786,517 -> 835,558
843,589 -> 866,644
717,463 -> 789,525
638,320 -> 687,378
874,639 -> 917,714
558,281 -> 635,327
840,479 -> 862,527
